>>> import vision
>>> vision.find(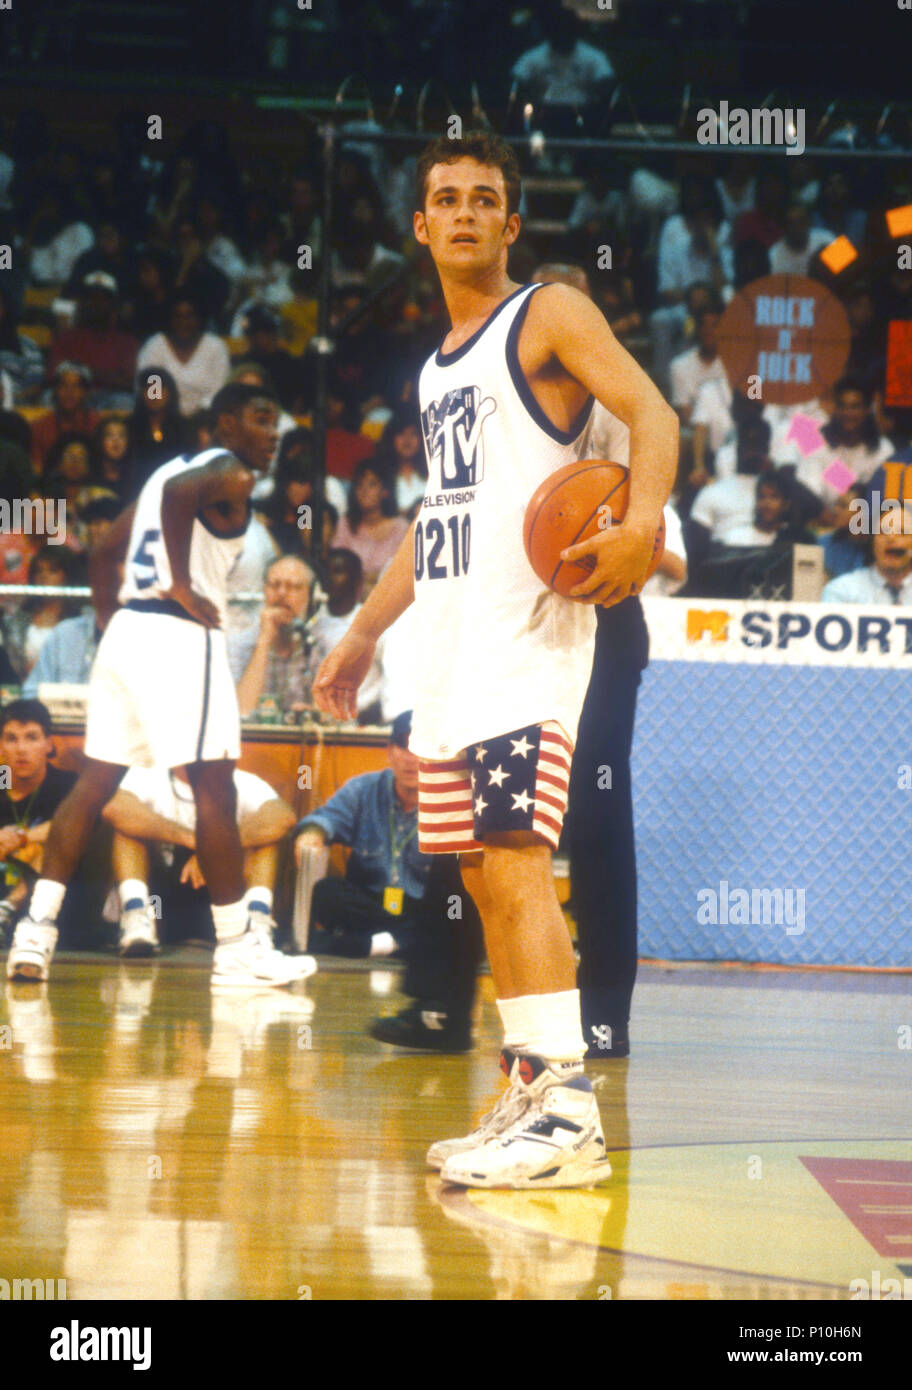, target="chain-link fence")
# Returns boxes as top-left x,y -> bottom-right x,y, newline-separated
633,597 -> 911,966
